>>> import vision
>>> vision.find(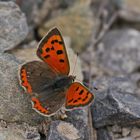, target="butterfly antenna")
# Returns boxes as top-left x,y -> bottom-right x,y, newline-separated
72,52 -> 78,76
72,53 -> 98,91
